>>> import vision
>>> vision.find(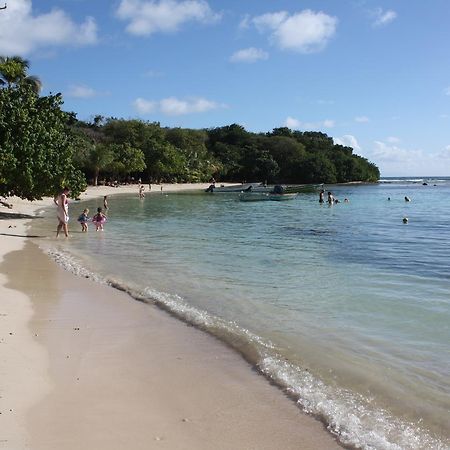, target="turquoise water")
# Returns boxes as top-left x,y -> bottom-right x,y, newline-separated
35,179 -> 450,449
